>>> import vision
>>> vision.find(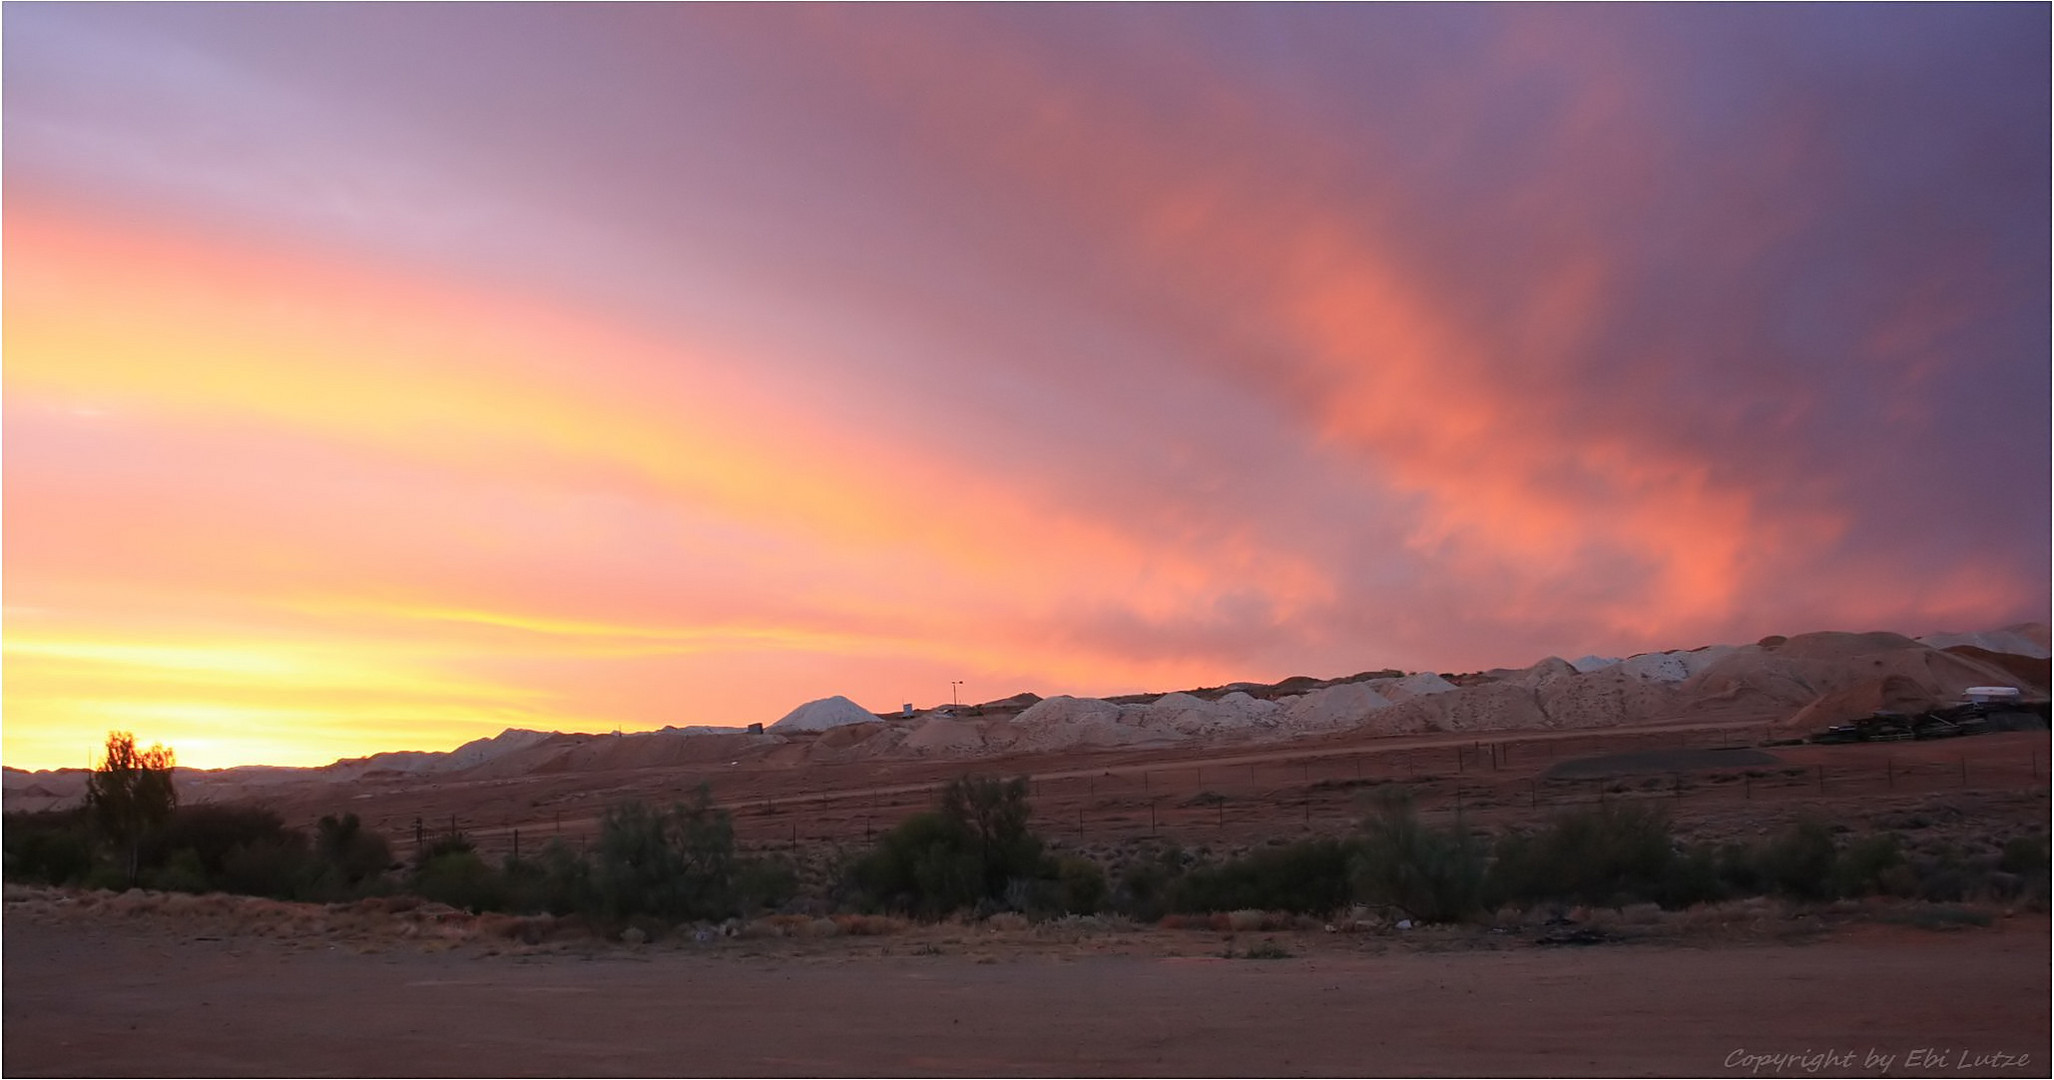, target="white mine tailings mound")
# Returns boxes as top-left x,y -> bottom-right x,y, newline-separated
1139,692 -> 1280,736
769,695 -> 881,732
1280,682 -> 1394,731
14,624 -> 2045,815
